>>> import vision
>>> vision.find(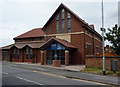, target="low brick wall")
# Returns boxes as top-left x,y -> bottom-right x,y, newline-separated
52,60 -> 61,67
85,56 -> 120,70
